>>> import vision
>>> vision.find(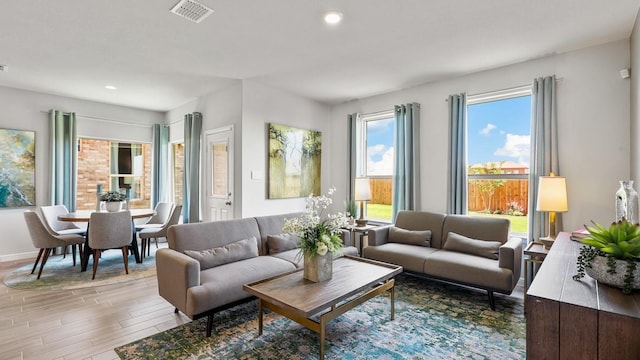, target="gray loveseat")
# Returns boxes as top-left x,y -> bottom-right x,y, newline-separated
155,212 -> 357,336
363,210 -> 522,310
